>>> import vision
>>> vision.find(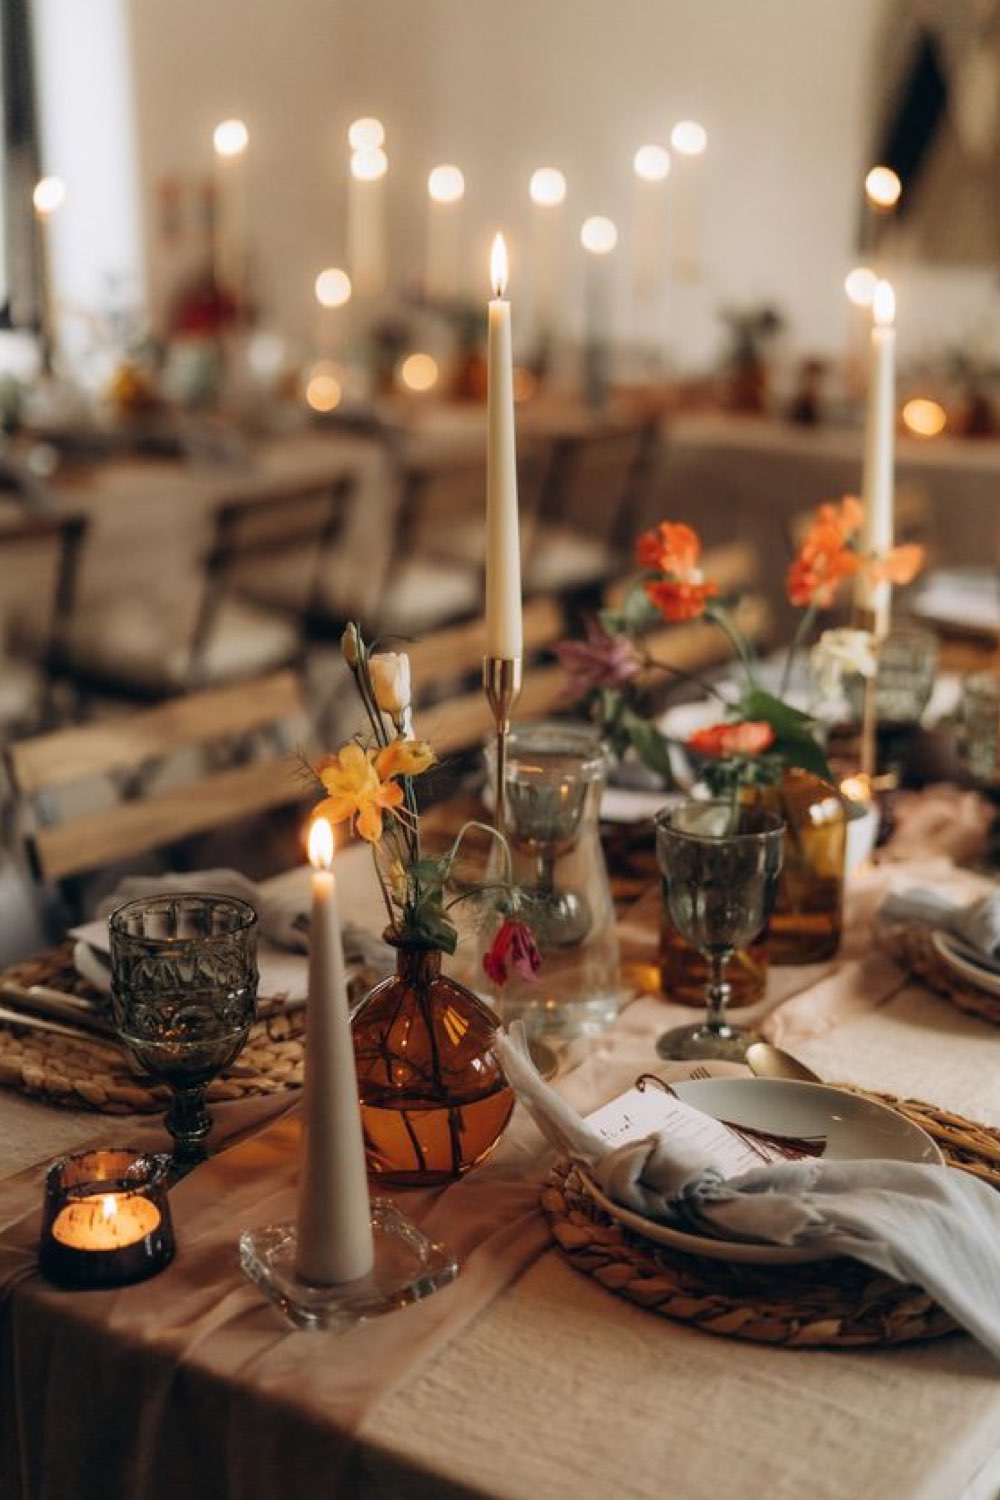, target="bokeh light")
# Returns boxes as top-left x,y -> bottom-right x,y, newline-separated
844,267 -> 878,307
428,164 -> 465,204
32,176 -> 66,216
314,267 -> 352,308
350,147 -> 388,182
213,119 -> 249,158
529,167 -> 567,207
348,117 -> 384,151
398,353 -> 439,392
670,121 -> 708,156
304,362 -> 344,413
633,145 -> 670,182
580,215 -> 618,254
902,398 -> 947,438
865,165 -> 902,209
